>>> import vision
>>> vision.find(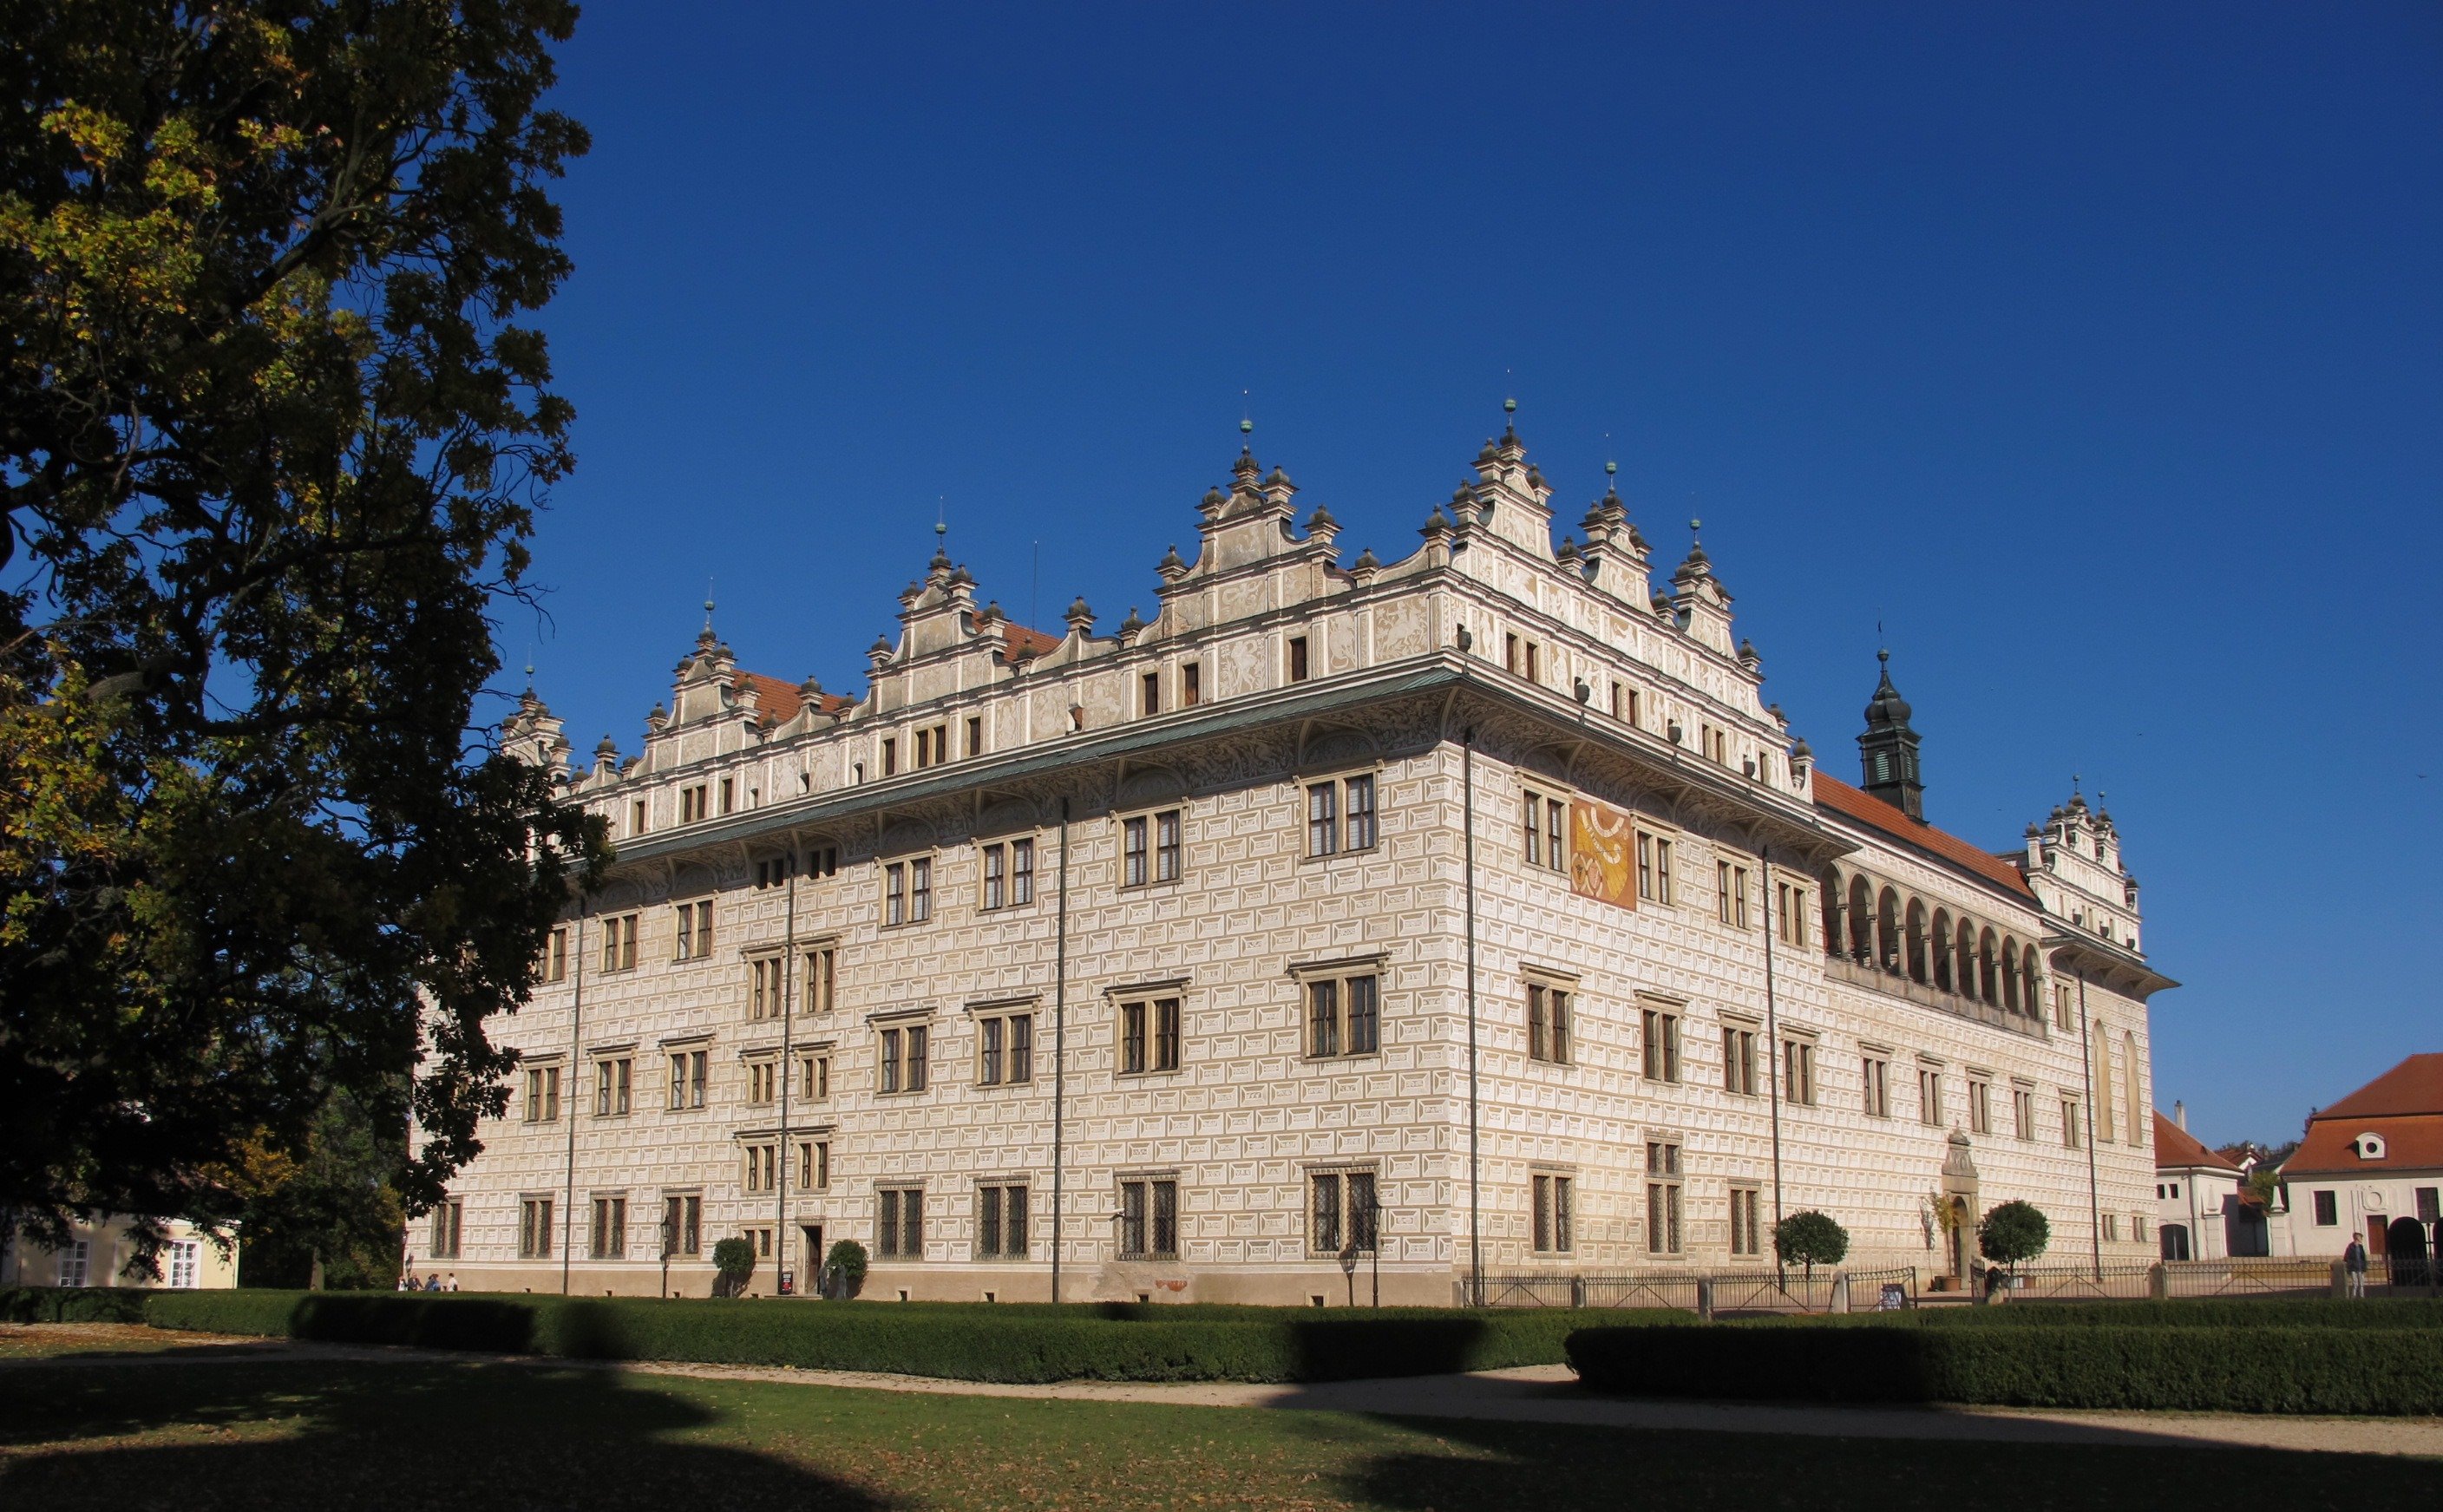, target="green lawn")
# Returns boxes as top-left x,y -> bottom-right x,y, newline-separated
0,1356 -> 2427,1510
